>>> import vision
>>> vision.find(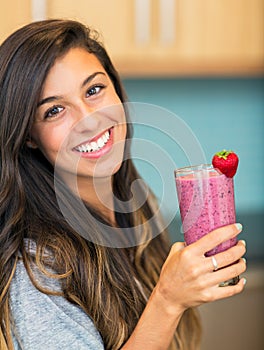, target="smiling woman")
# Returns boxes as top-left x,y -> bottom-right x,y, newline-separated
0,19 -> 246,350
